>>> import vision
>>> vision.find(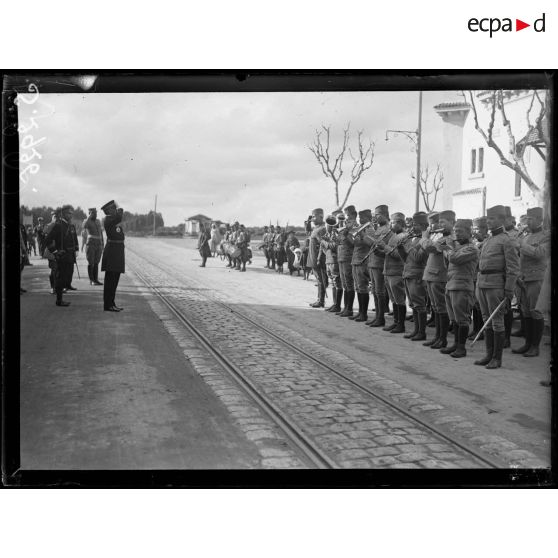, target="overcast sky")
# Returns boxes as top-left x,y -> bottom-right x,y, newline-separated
19,90 -> 463,227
